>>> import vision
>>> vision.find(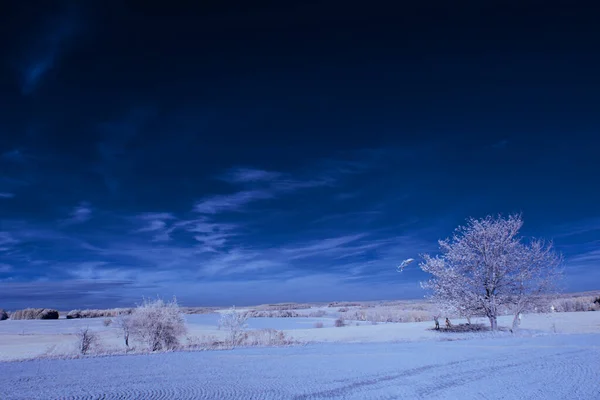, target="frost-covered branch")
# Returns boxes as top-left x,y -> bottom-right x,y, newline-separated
218,306 -> 248,348
129,297 -> 187,351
